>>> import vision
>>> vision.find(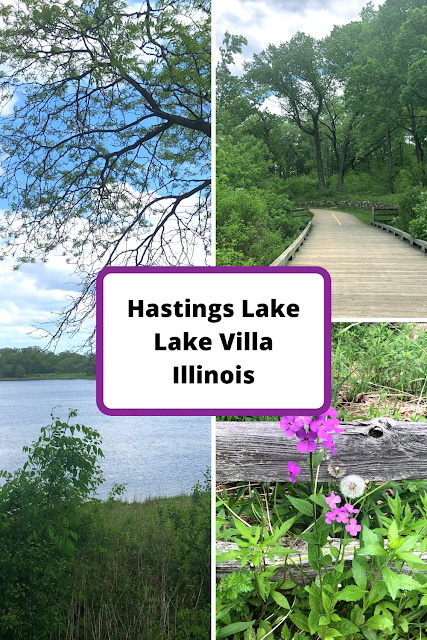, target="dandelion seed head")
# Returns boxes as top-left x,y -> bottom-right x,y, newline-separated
328,463 -> 345,478
340,474 -> 366,499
